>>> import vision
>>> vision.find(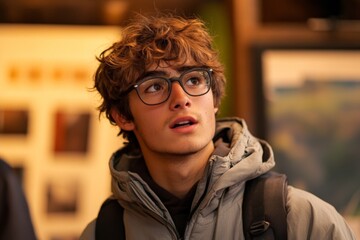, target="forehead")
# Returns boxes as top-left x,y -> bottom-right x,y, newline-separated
146,57 -> 199,72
